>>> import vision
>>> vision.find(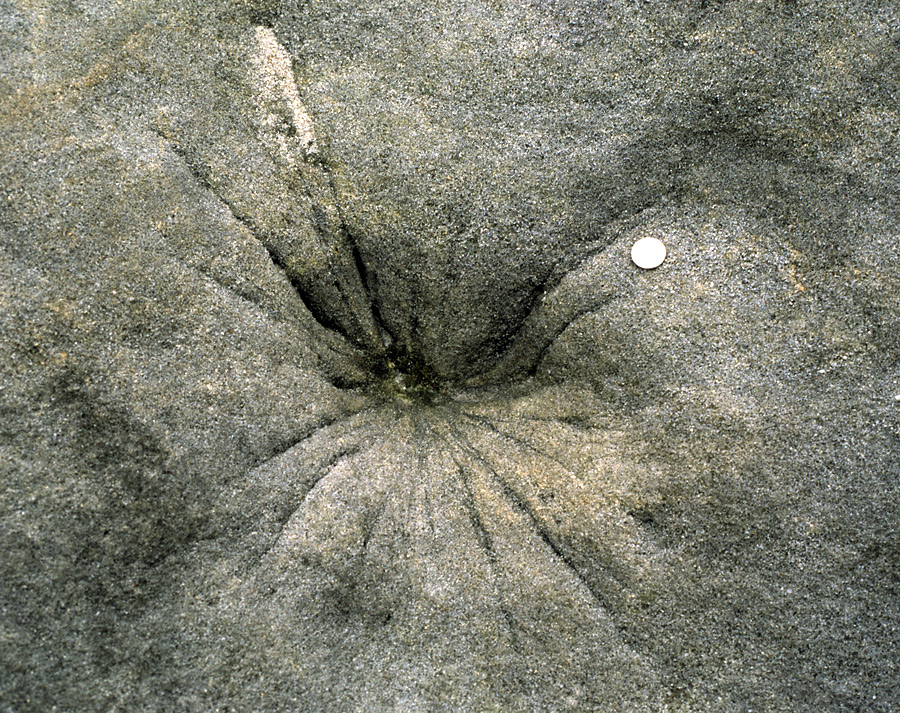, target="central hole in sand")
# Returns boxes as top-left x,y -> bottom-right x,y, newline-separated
366,342 -> 445,406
